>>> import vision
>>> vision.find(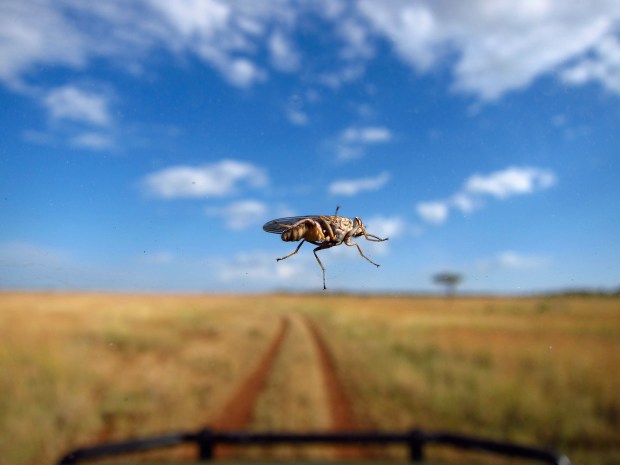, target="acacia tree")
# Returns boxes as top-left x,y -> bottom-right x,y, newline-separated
433,272 -> 463,297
